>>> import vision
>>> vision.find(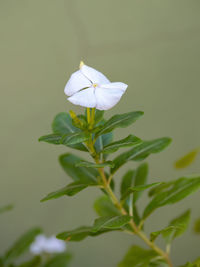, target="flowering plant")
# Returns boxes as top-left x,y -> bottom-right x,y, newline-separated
39,62 -> 200,267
